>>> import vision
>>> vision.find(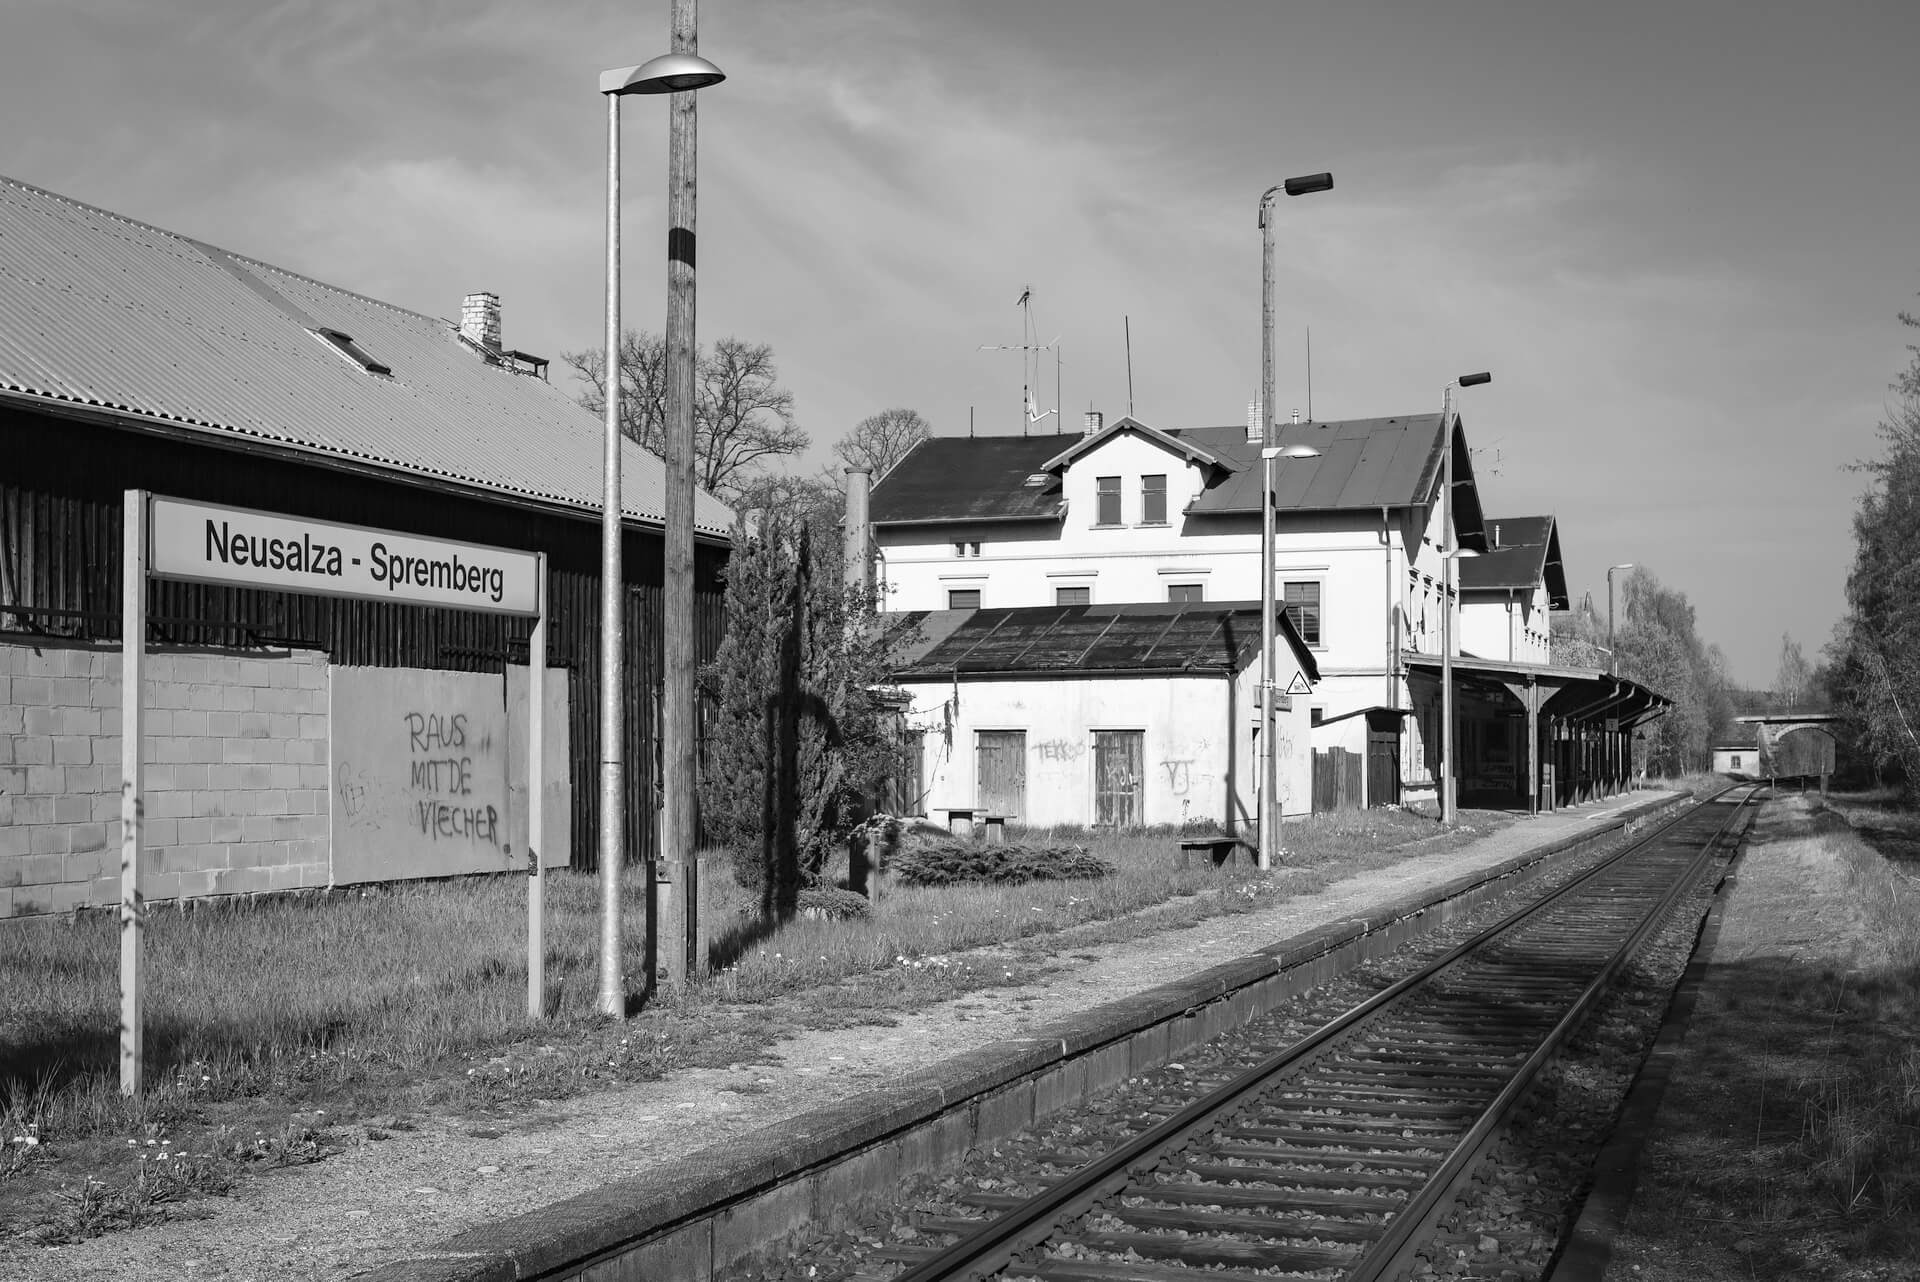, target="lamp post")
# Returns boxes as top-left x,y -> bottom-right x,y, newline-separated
1439,371 -> 1491,826
597,44 -> 725,1017
1260,443 -> 1321,870
1607,563 -> 1634,677
1255,172 -> 1330,872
